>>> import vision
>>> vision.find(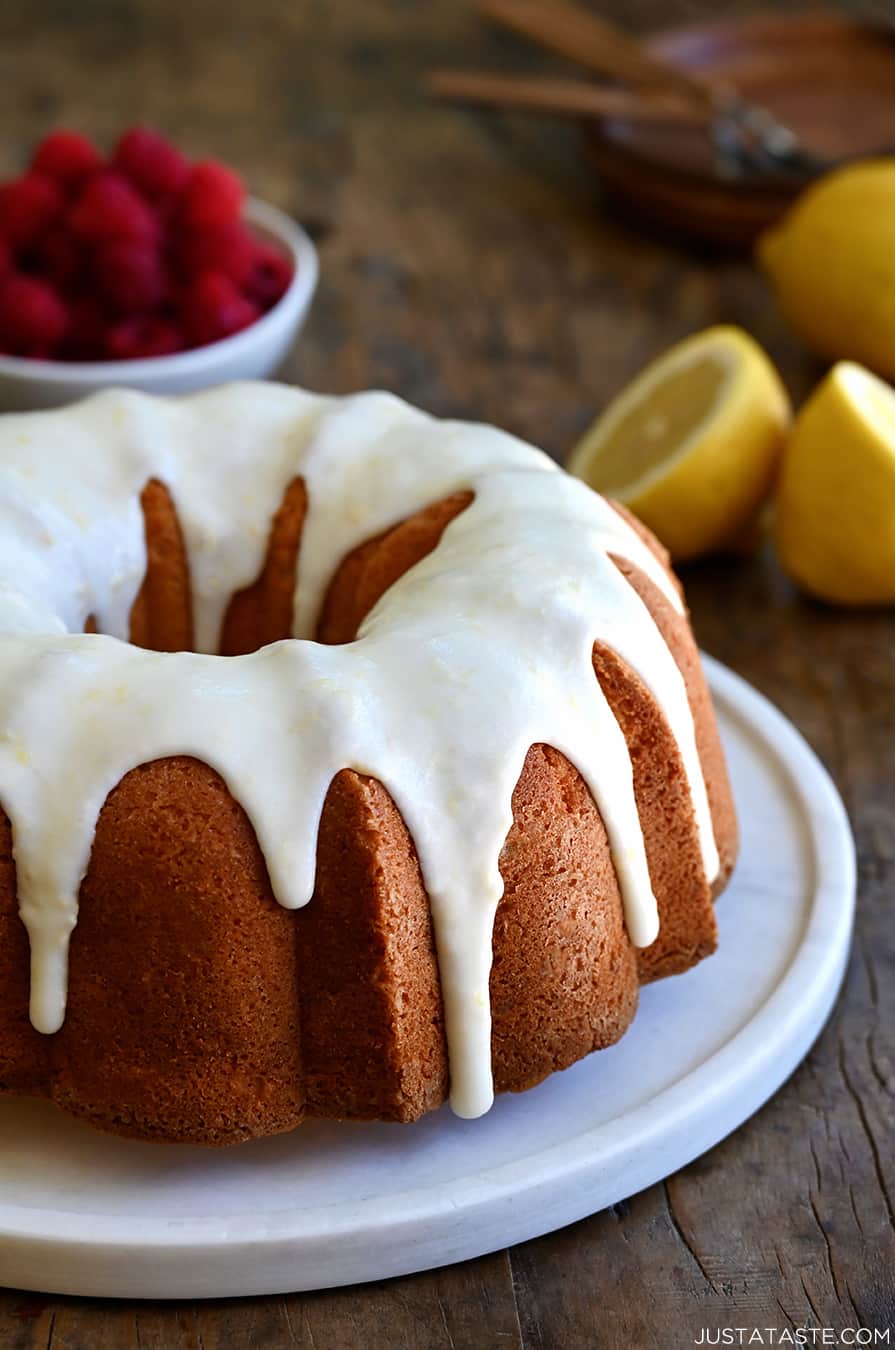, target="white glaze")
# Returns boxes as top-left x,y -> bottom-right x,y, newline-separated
0,383 -> 719,1119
